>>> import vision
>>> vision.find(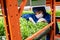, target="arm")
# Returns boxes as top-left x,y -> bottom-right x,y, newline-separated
22,14 -> 36,24
29,17 -> 36,24
22,14 -> 31,20
37,18 -> 47,23
44,14 -> 51,23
